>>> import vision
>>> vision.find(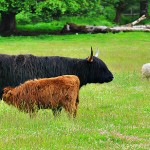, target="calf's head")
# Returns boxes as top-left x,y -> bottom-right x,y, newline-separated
2,87 -> 14,105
